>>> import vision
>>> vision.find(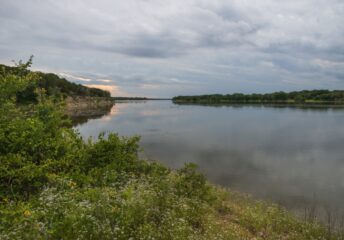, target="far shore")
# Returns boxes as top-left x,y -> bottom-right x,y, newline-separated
172,101 -> 344,108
